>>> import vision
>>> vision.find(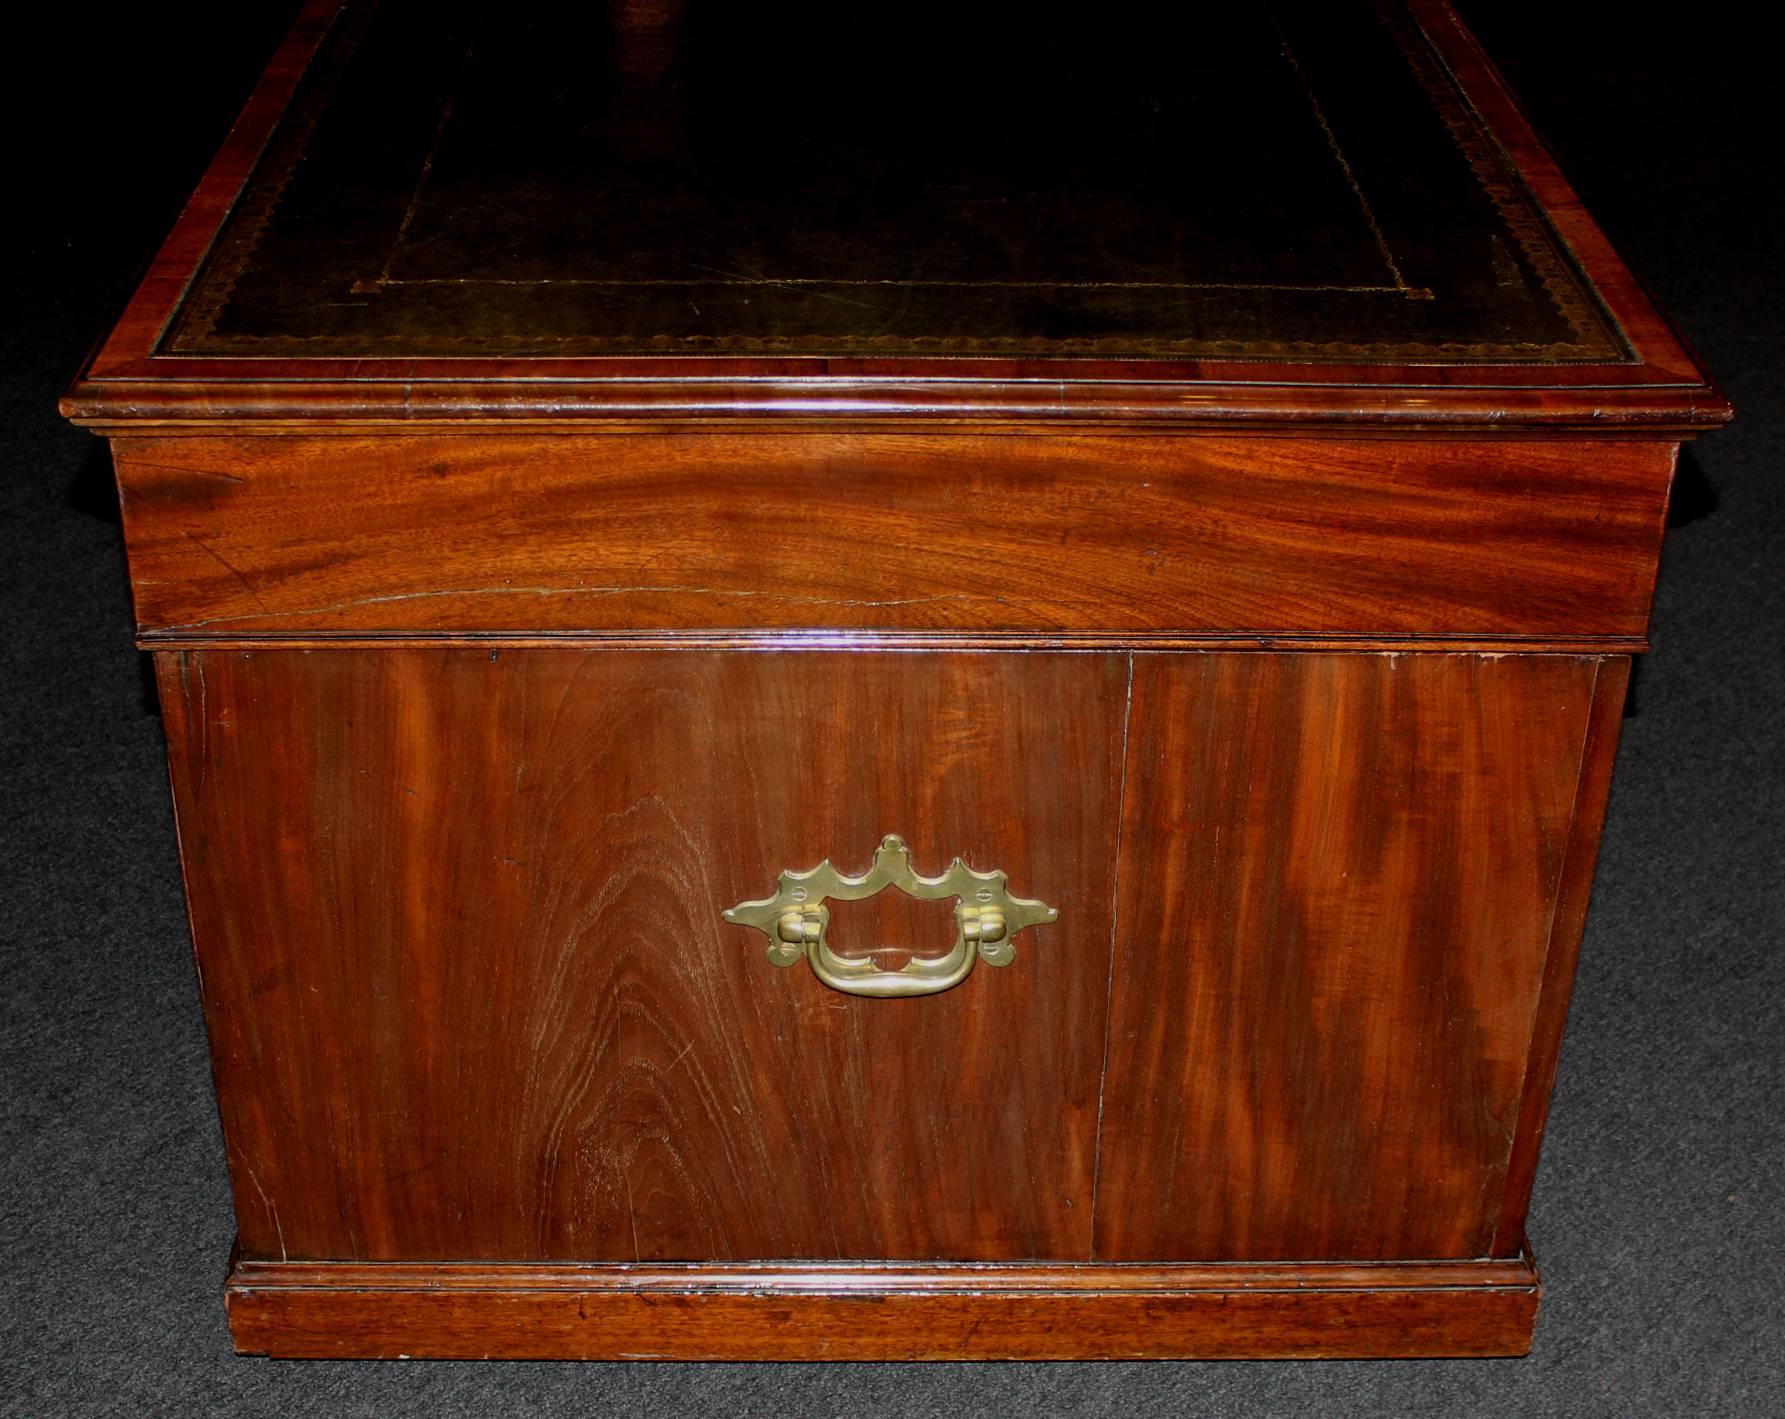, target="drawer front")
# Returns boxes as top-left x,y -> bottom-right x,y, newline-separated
1095,652 -> 1607,1261
159,648 -> 1126,1263
114,434 -> 1673,643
